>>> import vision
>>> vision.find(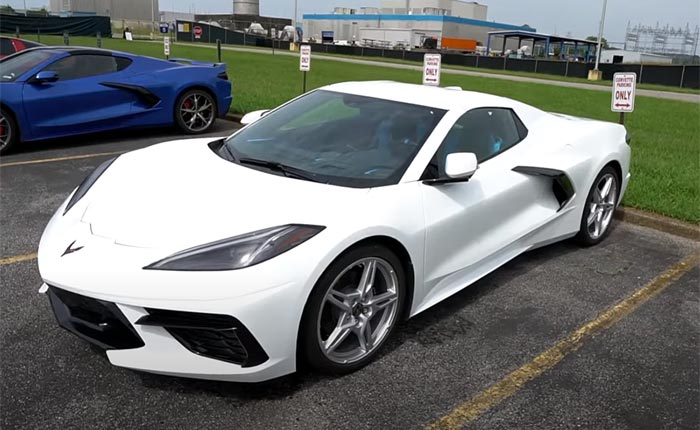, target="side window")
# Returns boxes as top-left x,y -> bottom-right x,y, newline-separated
423,108 -> 528,179
0,39 -> 15,56
42,54 -> 123,80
